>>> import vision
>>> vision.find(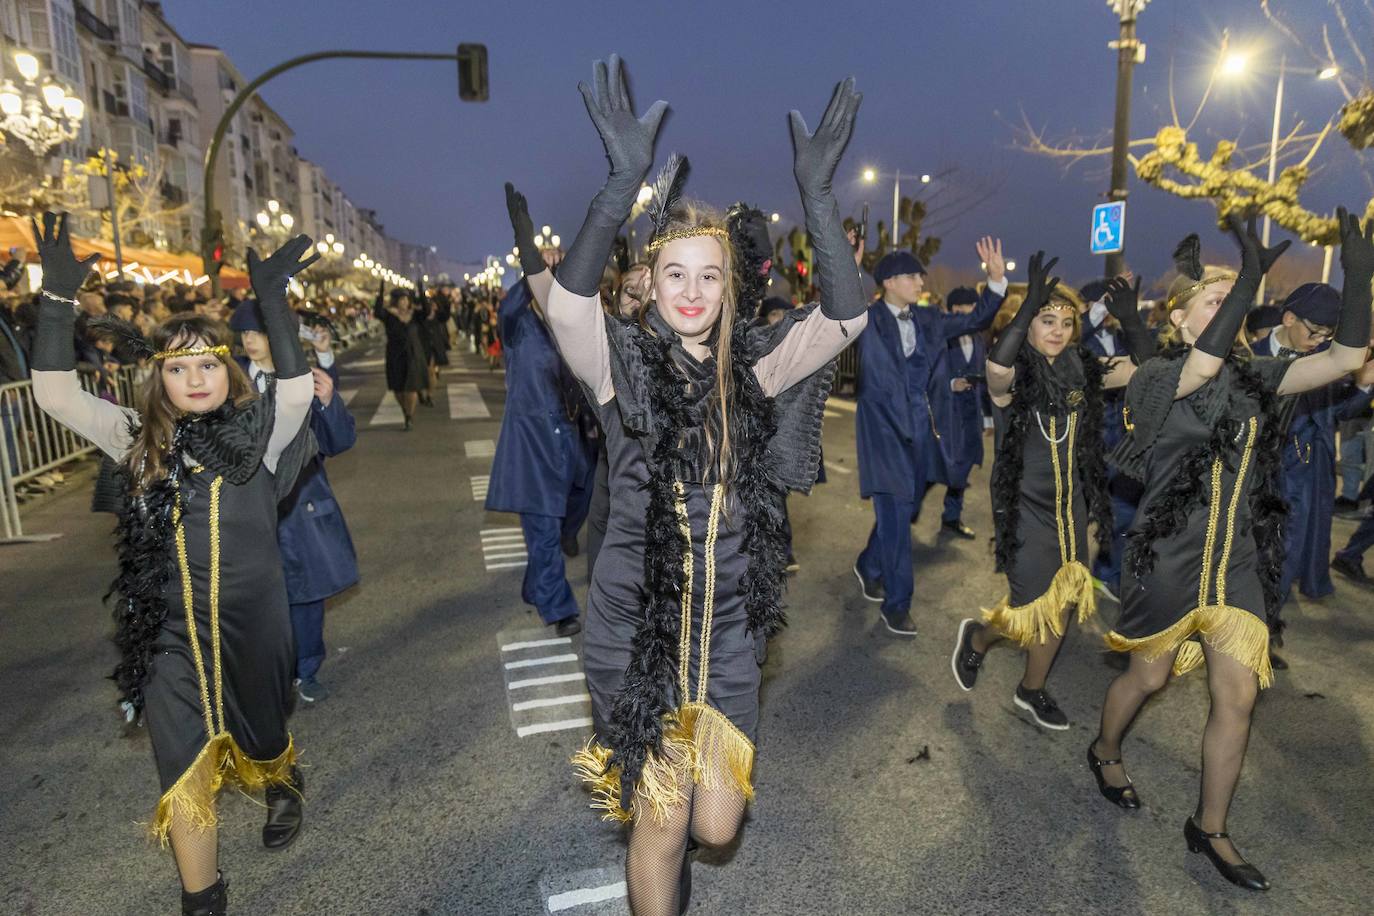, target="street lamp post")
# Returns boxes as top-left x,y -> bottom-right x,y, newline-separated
1105,0 -> 1149,279
861,167 -> 932,250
